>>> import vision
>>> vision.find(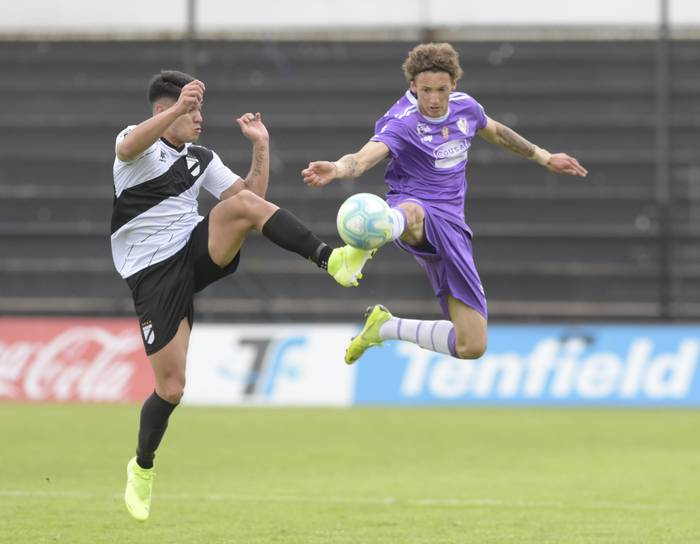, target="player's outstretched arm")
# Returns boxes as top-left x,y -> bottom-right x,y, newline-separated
236,112 -> 270,198
116,80 -> 205,162
477,117 -> 587,177
302,141 -> 390,187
